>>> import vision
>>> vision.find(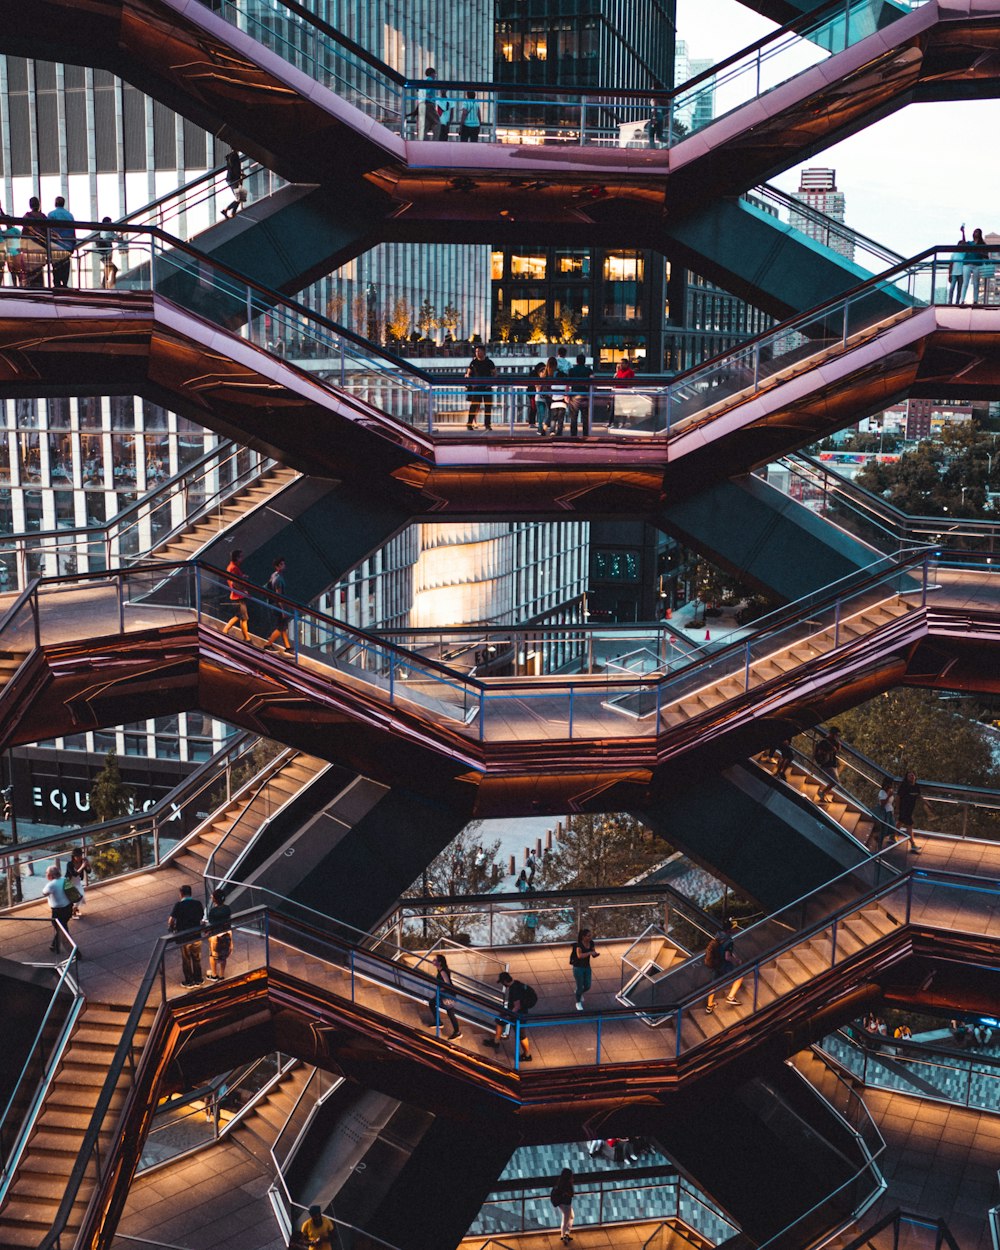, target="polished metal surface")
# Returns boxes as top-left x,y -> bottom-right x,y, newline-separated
2,292 -> 1000,518
2,2 -> 1000,241
2,560 -> 1000,817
